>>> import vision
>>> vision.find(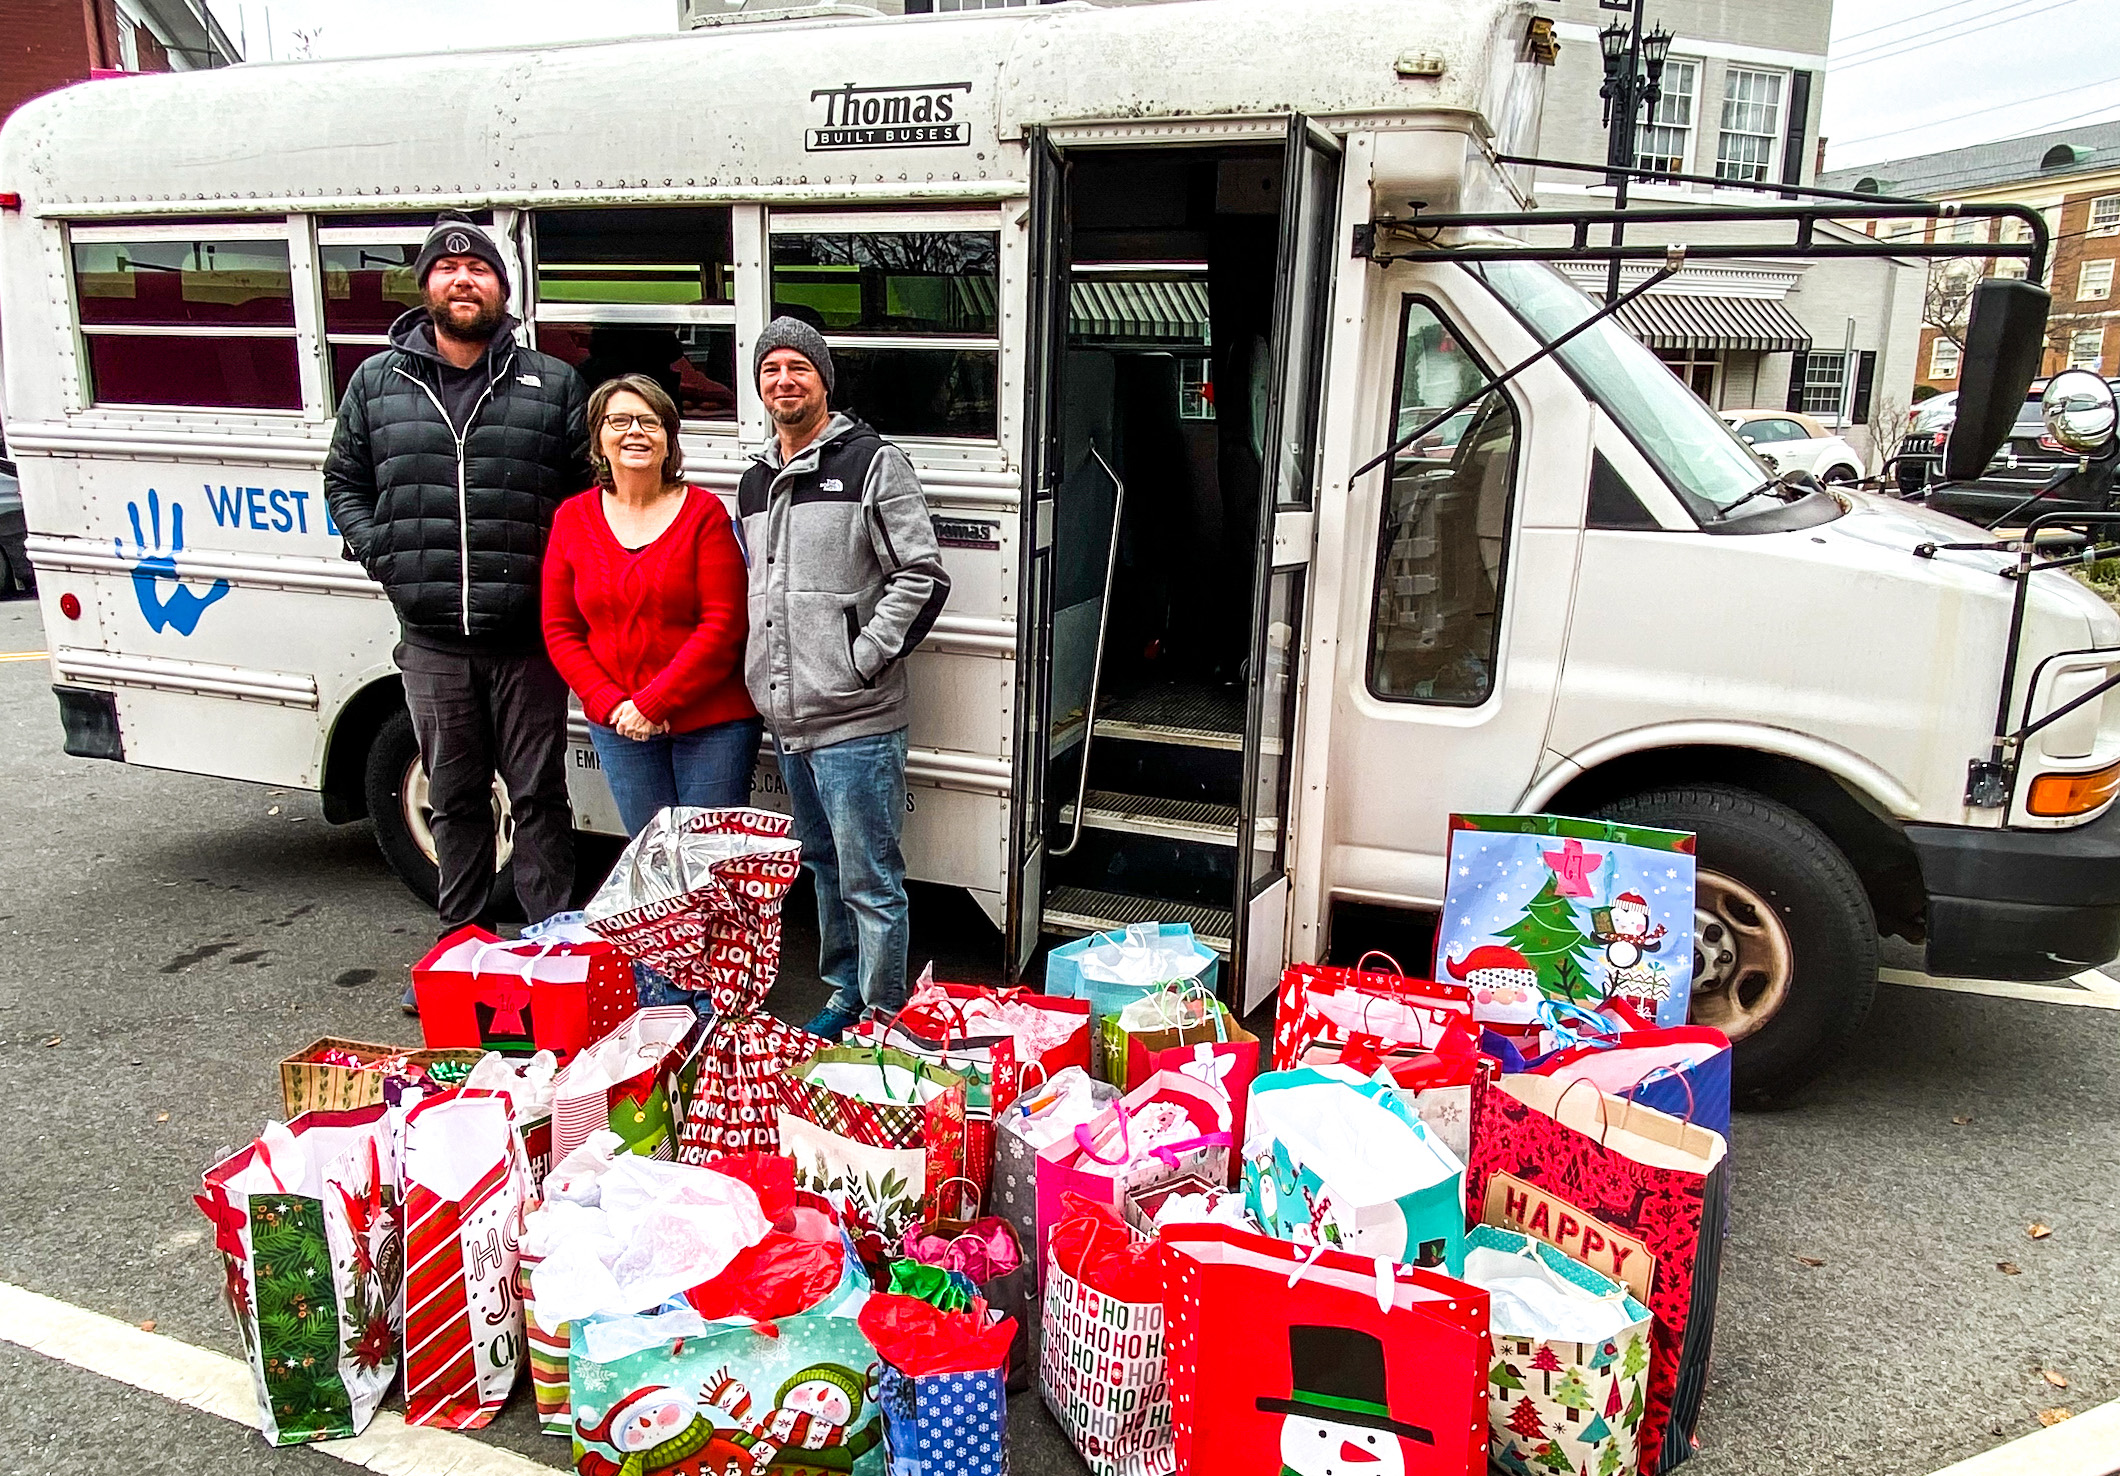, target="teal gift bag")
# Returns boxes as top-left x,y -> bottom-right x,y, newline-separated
1242,1066 -> 1467,1273
1045,922 -> 1220,1079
